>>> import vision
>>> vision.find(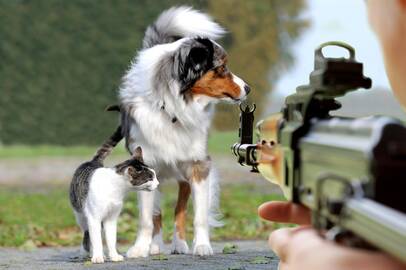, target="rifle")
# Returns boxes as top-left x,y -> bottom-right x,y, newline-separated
232,41 -> 406,263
